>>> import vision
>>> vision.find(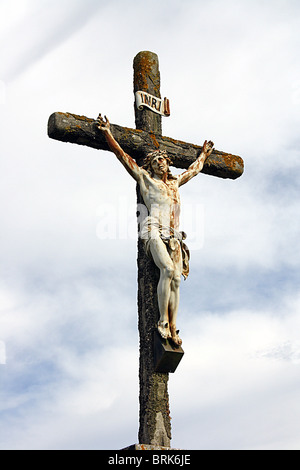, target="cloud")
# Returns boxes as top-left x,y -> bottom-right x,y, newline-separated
1,0 -> 104,82
0,340 -> 139,449
0,272 -> 139,449
170,296 -> 300,449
